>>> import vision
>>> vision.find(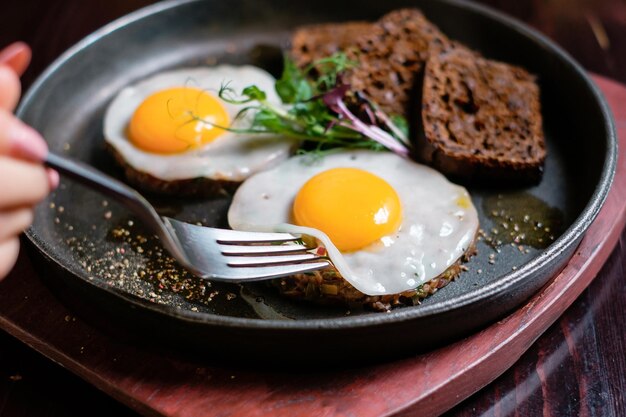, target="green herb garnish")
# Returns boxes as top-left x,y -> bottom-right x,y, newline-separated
198,53 -> 411,156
